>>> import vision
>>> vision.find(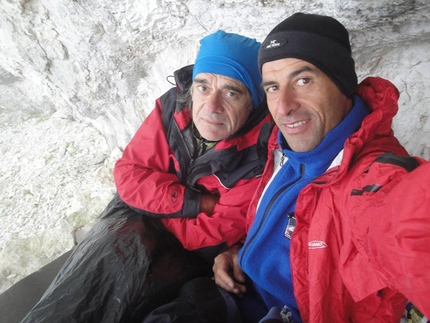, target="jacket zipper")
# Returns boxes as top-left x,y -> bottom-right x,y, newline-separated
186,138 -> 211,184
239,163 -> 305,264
